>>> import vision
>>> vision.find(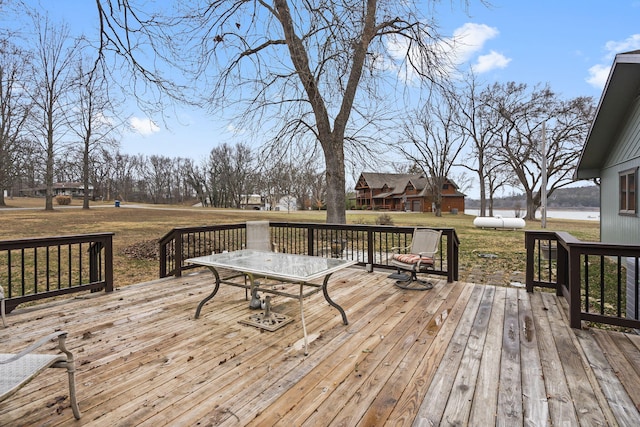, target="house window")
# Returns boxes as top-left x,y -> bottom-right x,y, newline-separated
620,168 -> 637,214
